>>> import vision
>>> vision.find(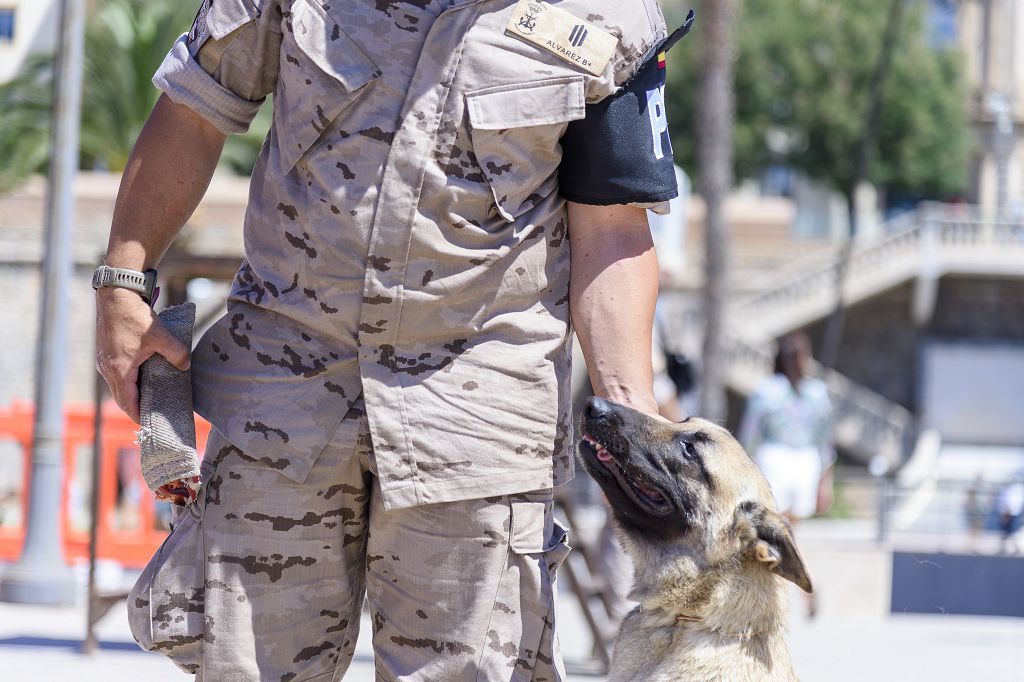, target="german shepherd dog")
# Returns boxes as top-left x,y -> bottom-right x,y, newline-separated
578,397 -> 813,681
